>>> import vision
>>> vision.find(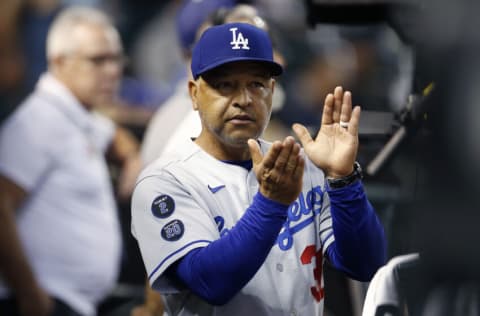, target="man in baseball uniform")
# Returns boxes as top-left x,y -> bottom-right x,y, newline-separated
132,22 -> 386,316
